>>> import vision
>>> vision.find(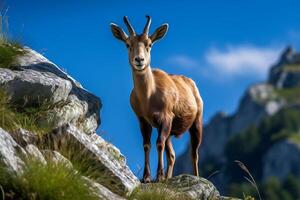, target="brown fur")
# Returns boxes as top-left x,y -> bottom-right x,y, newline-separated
111,16 -> 203,182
